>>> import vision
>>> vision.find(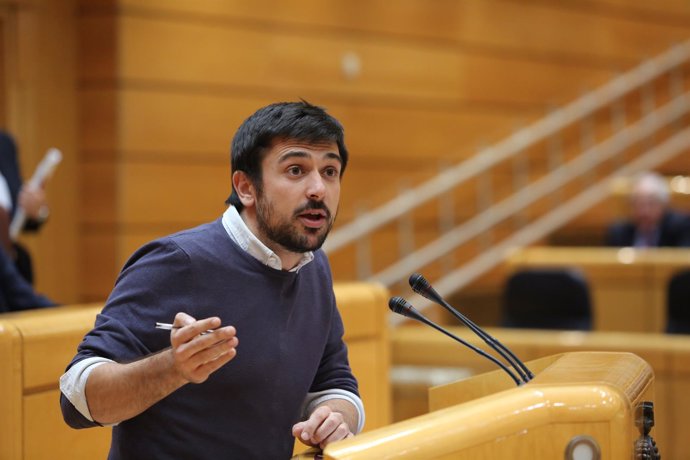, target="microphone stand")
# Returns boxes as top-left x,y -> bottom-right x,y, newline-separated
409,273 -> 535,382
389,296 -> 522,386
